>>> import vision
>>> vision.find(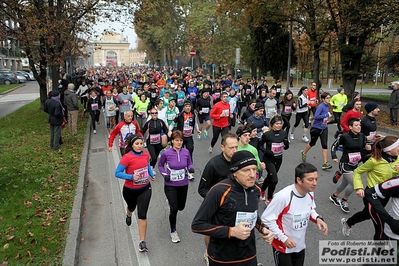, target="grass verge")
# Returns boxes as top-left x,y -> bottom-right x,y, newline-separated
0,99 -> 87,265
0,84 -> 21,94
